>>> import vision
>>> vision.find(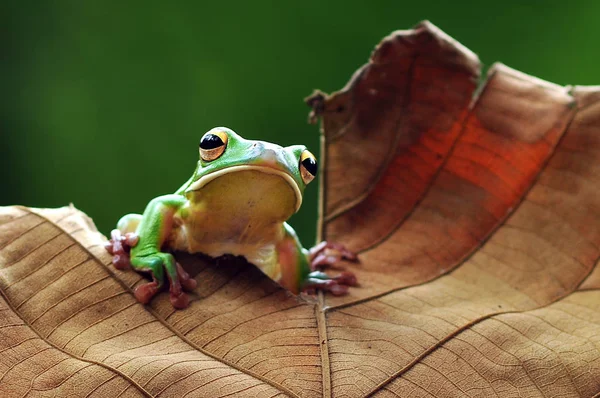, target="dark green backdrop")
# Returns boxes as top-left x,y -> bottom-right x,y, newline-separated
2,1 -> 599,245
